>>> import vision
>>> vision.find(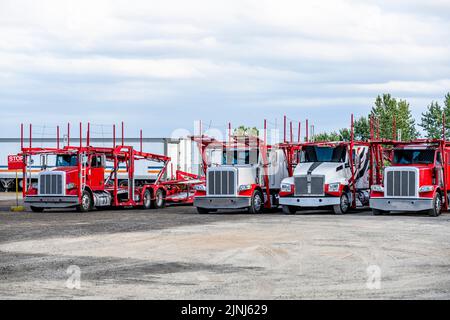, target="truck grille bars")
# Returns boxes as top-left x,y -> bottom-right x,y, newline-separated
385,170 -> 417,197
294,175 -> 325,196
207,170 -> 236,196
39,172 -> 64,196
